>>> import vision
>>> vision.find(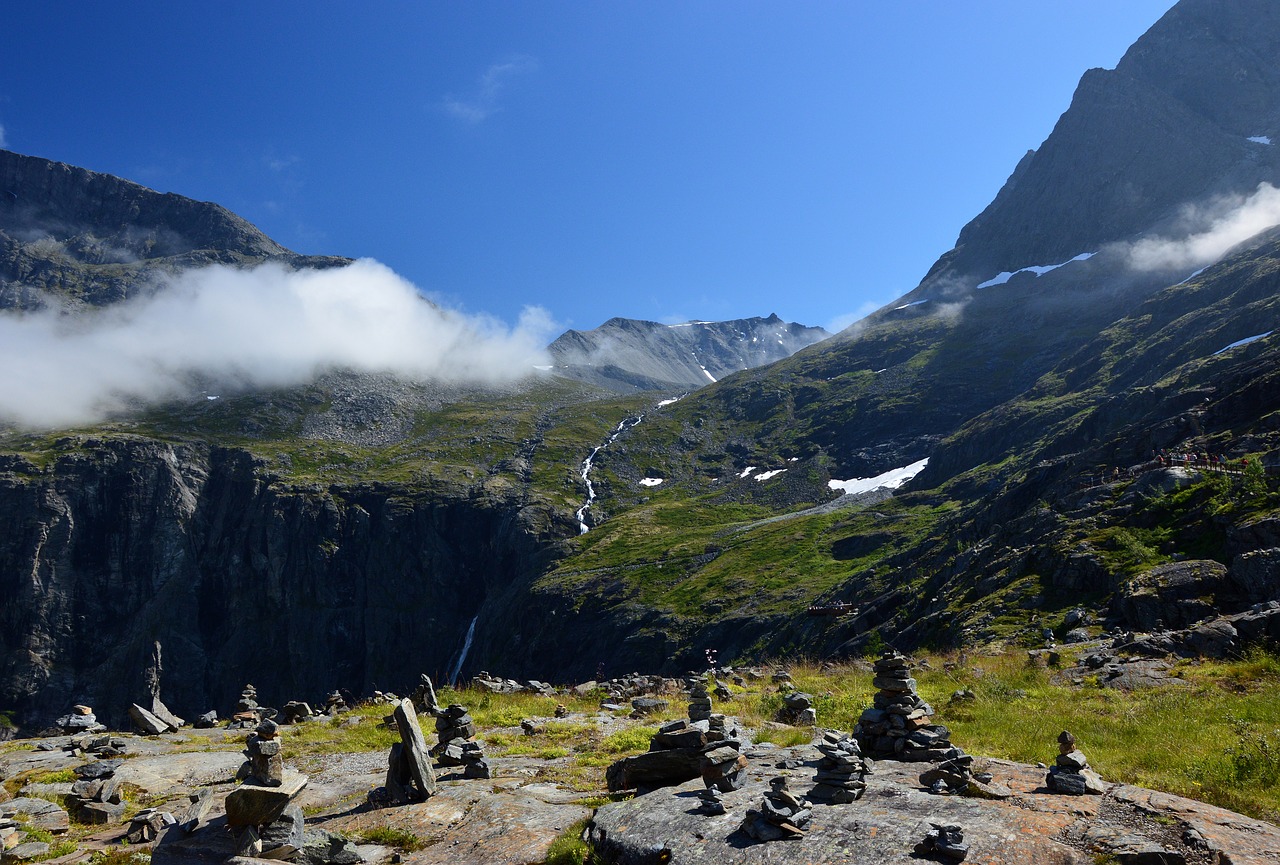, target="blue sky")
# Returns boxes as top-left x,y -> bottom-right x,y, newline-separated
2,2 -> 1174,335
